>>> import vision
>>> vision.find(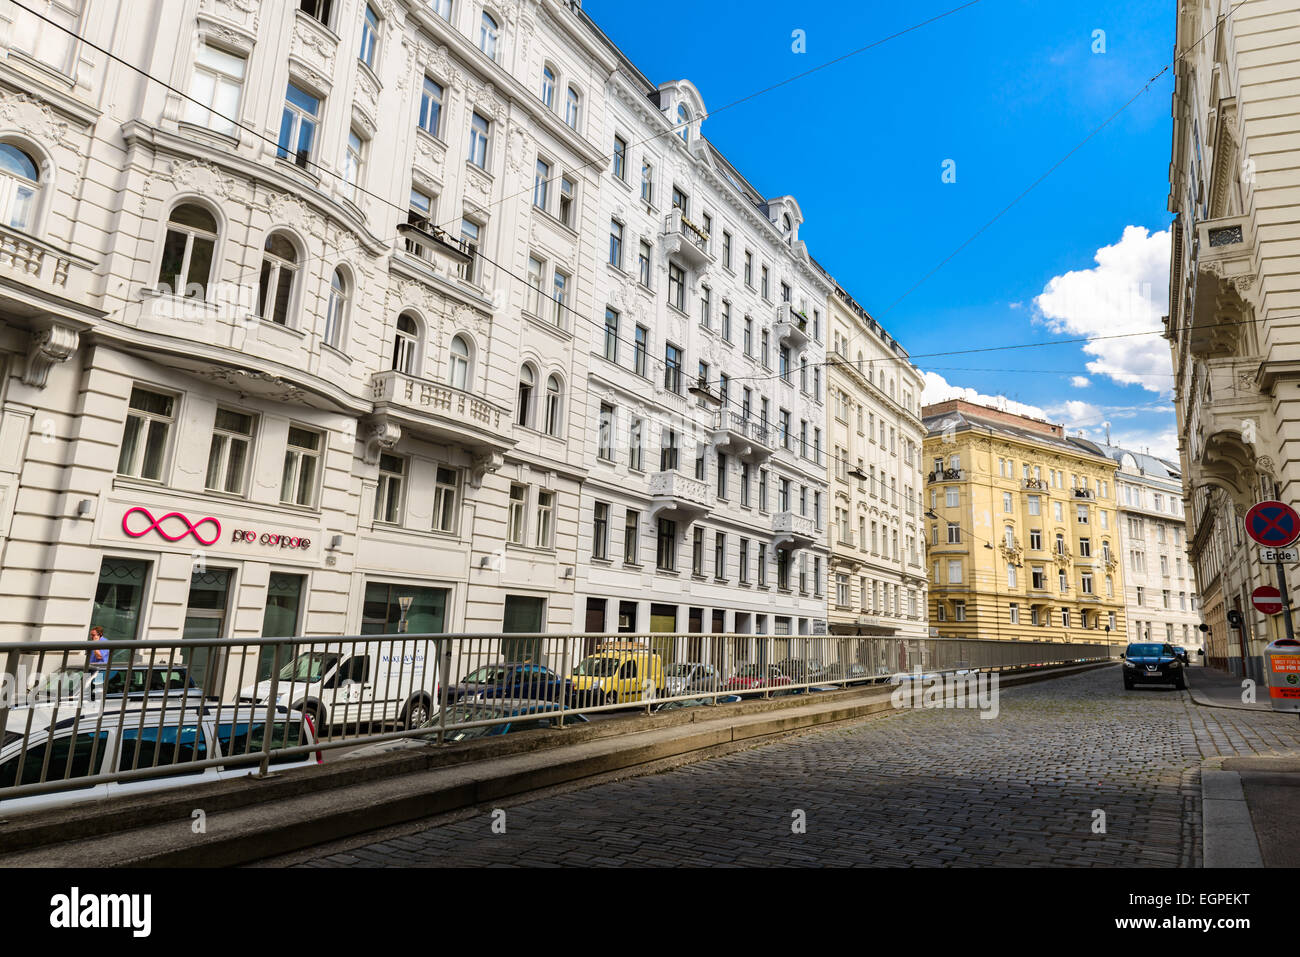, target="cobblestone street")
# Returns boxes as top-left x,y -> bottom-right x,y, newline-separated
296,667 -> 1300,867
